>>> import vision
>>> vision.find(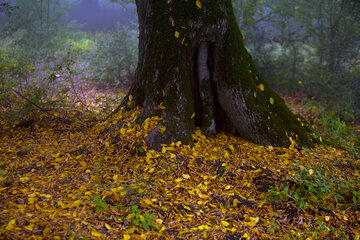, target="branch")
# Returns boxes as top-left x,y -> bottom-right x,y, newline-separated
12,89 -> 74,124
12,90 -> 49,112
